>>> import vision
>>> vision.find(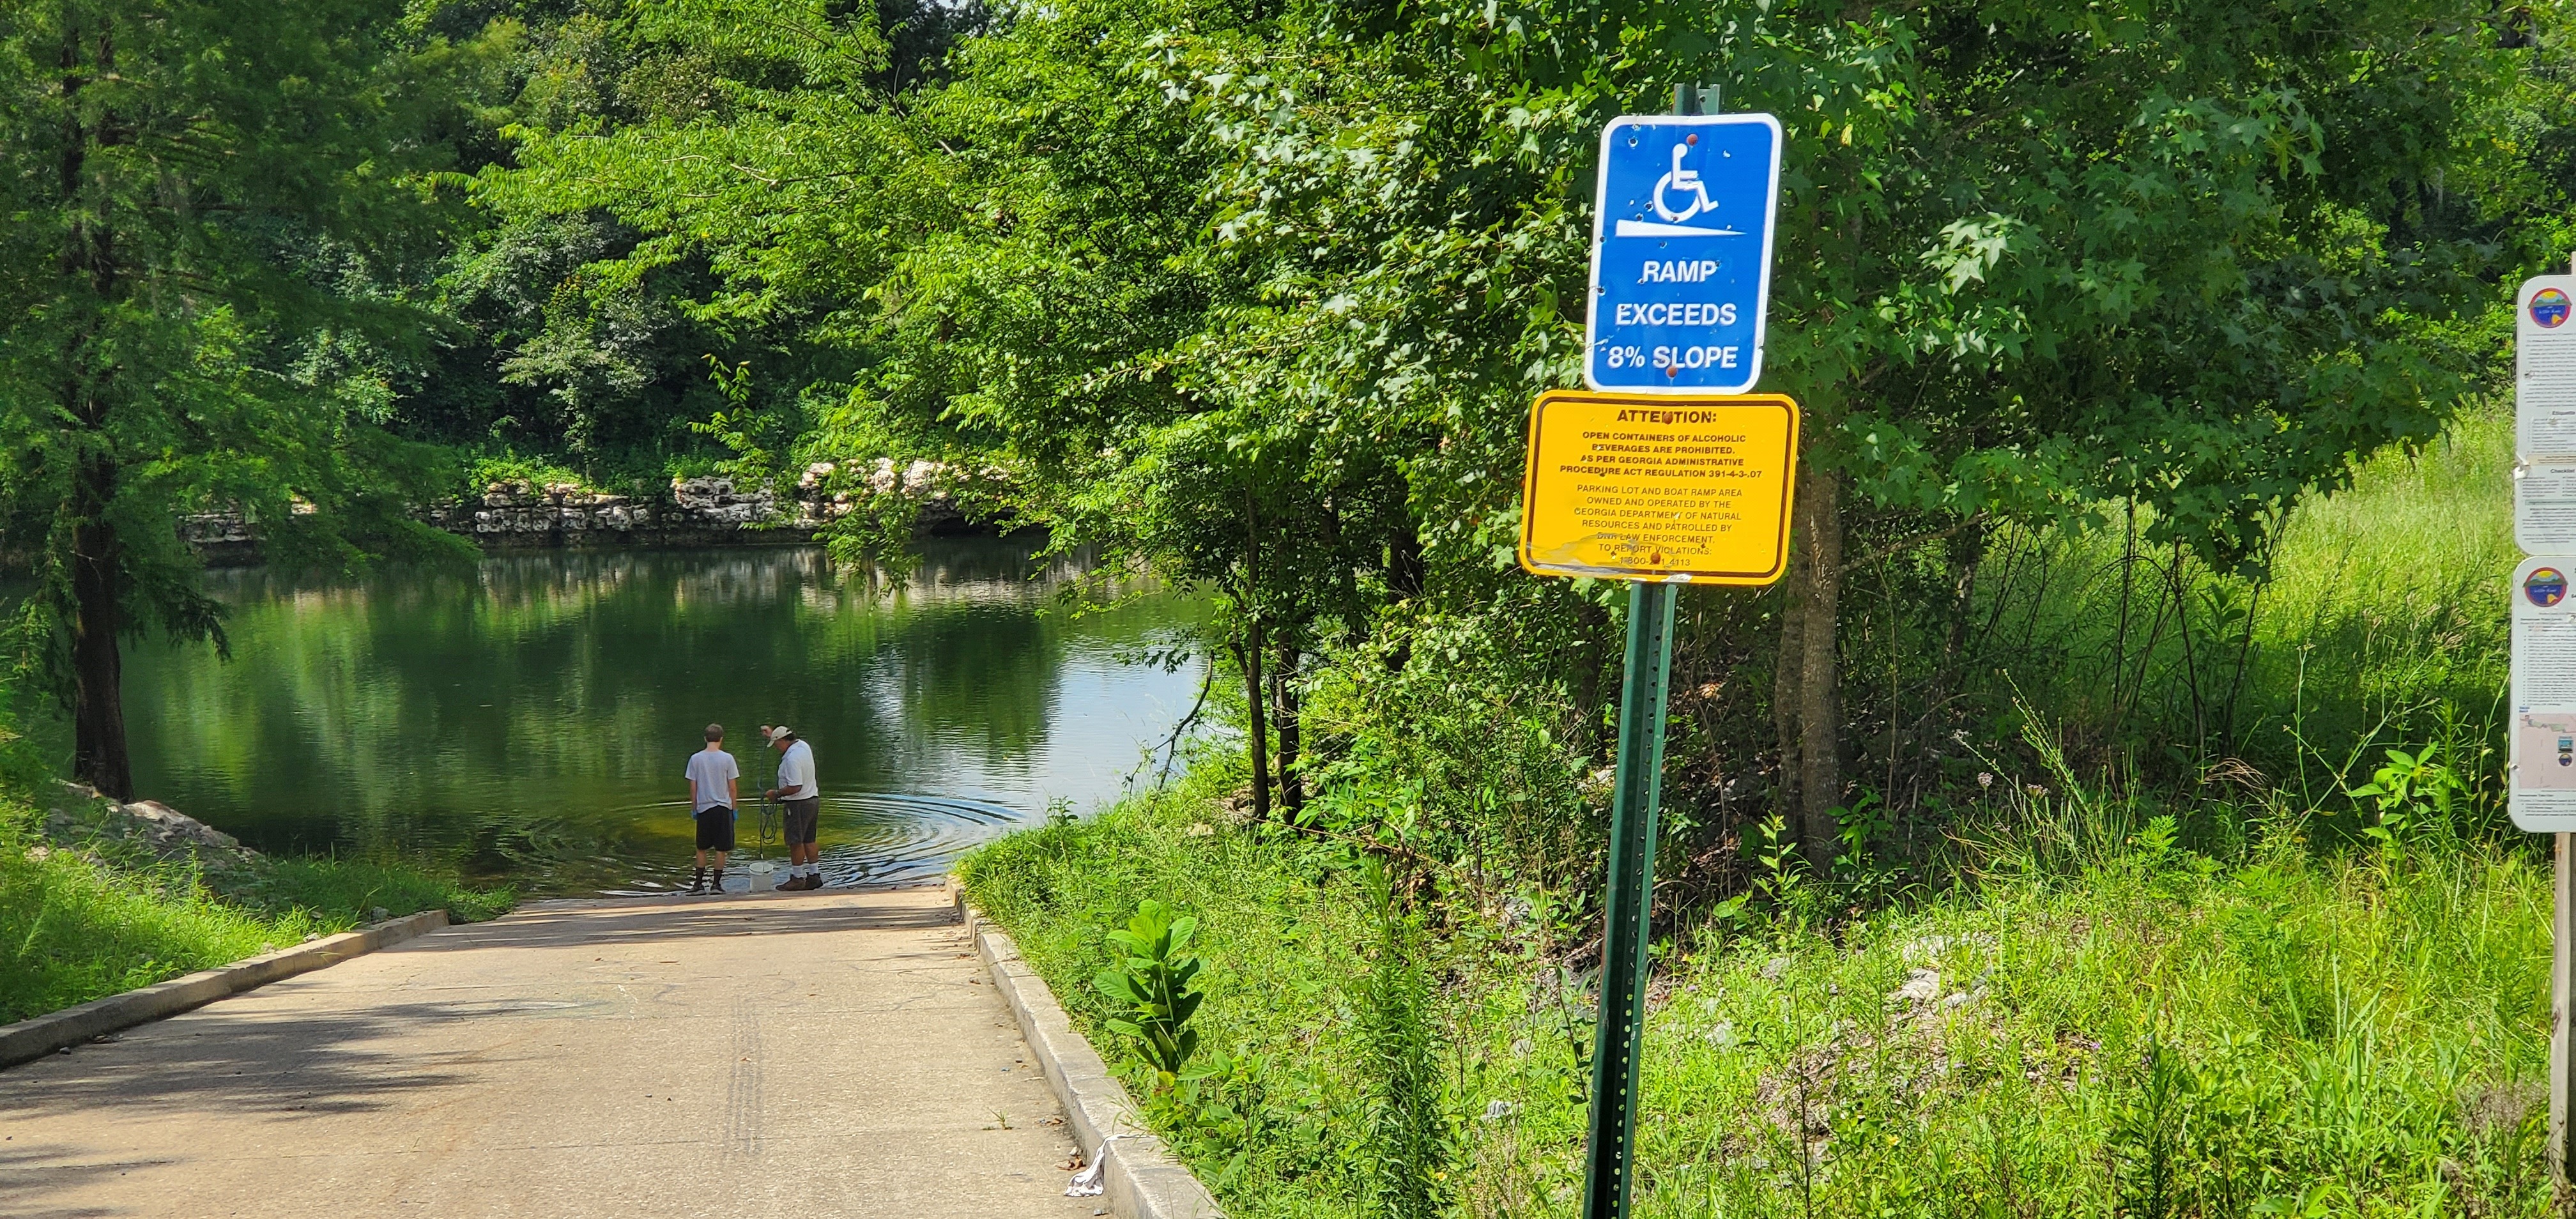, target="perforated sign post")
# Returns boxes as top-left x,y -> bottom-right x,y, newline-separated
1525,84 -> 1790,1219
